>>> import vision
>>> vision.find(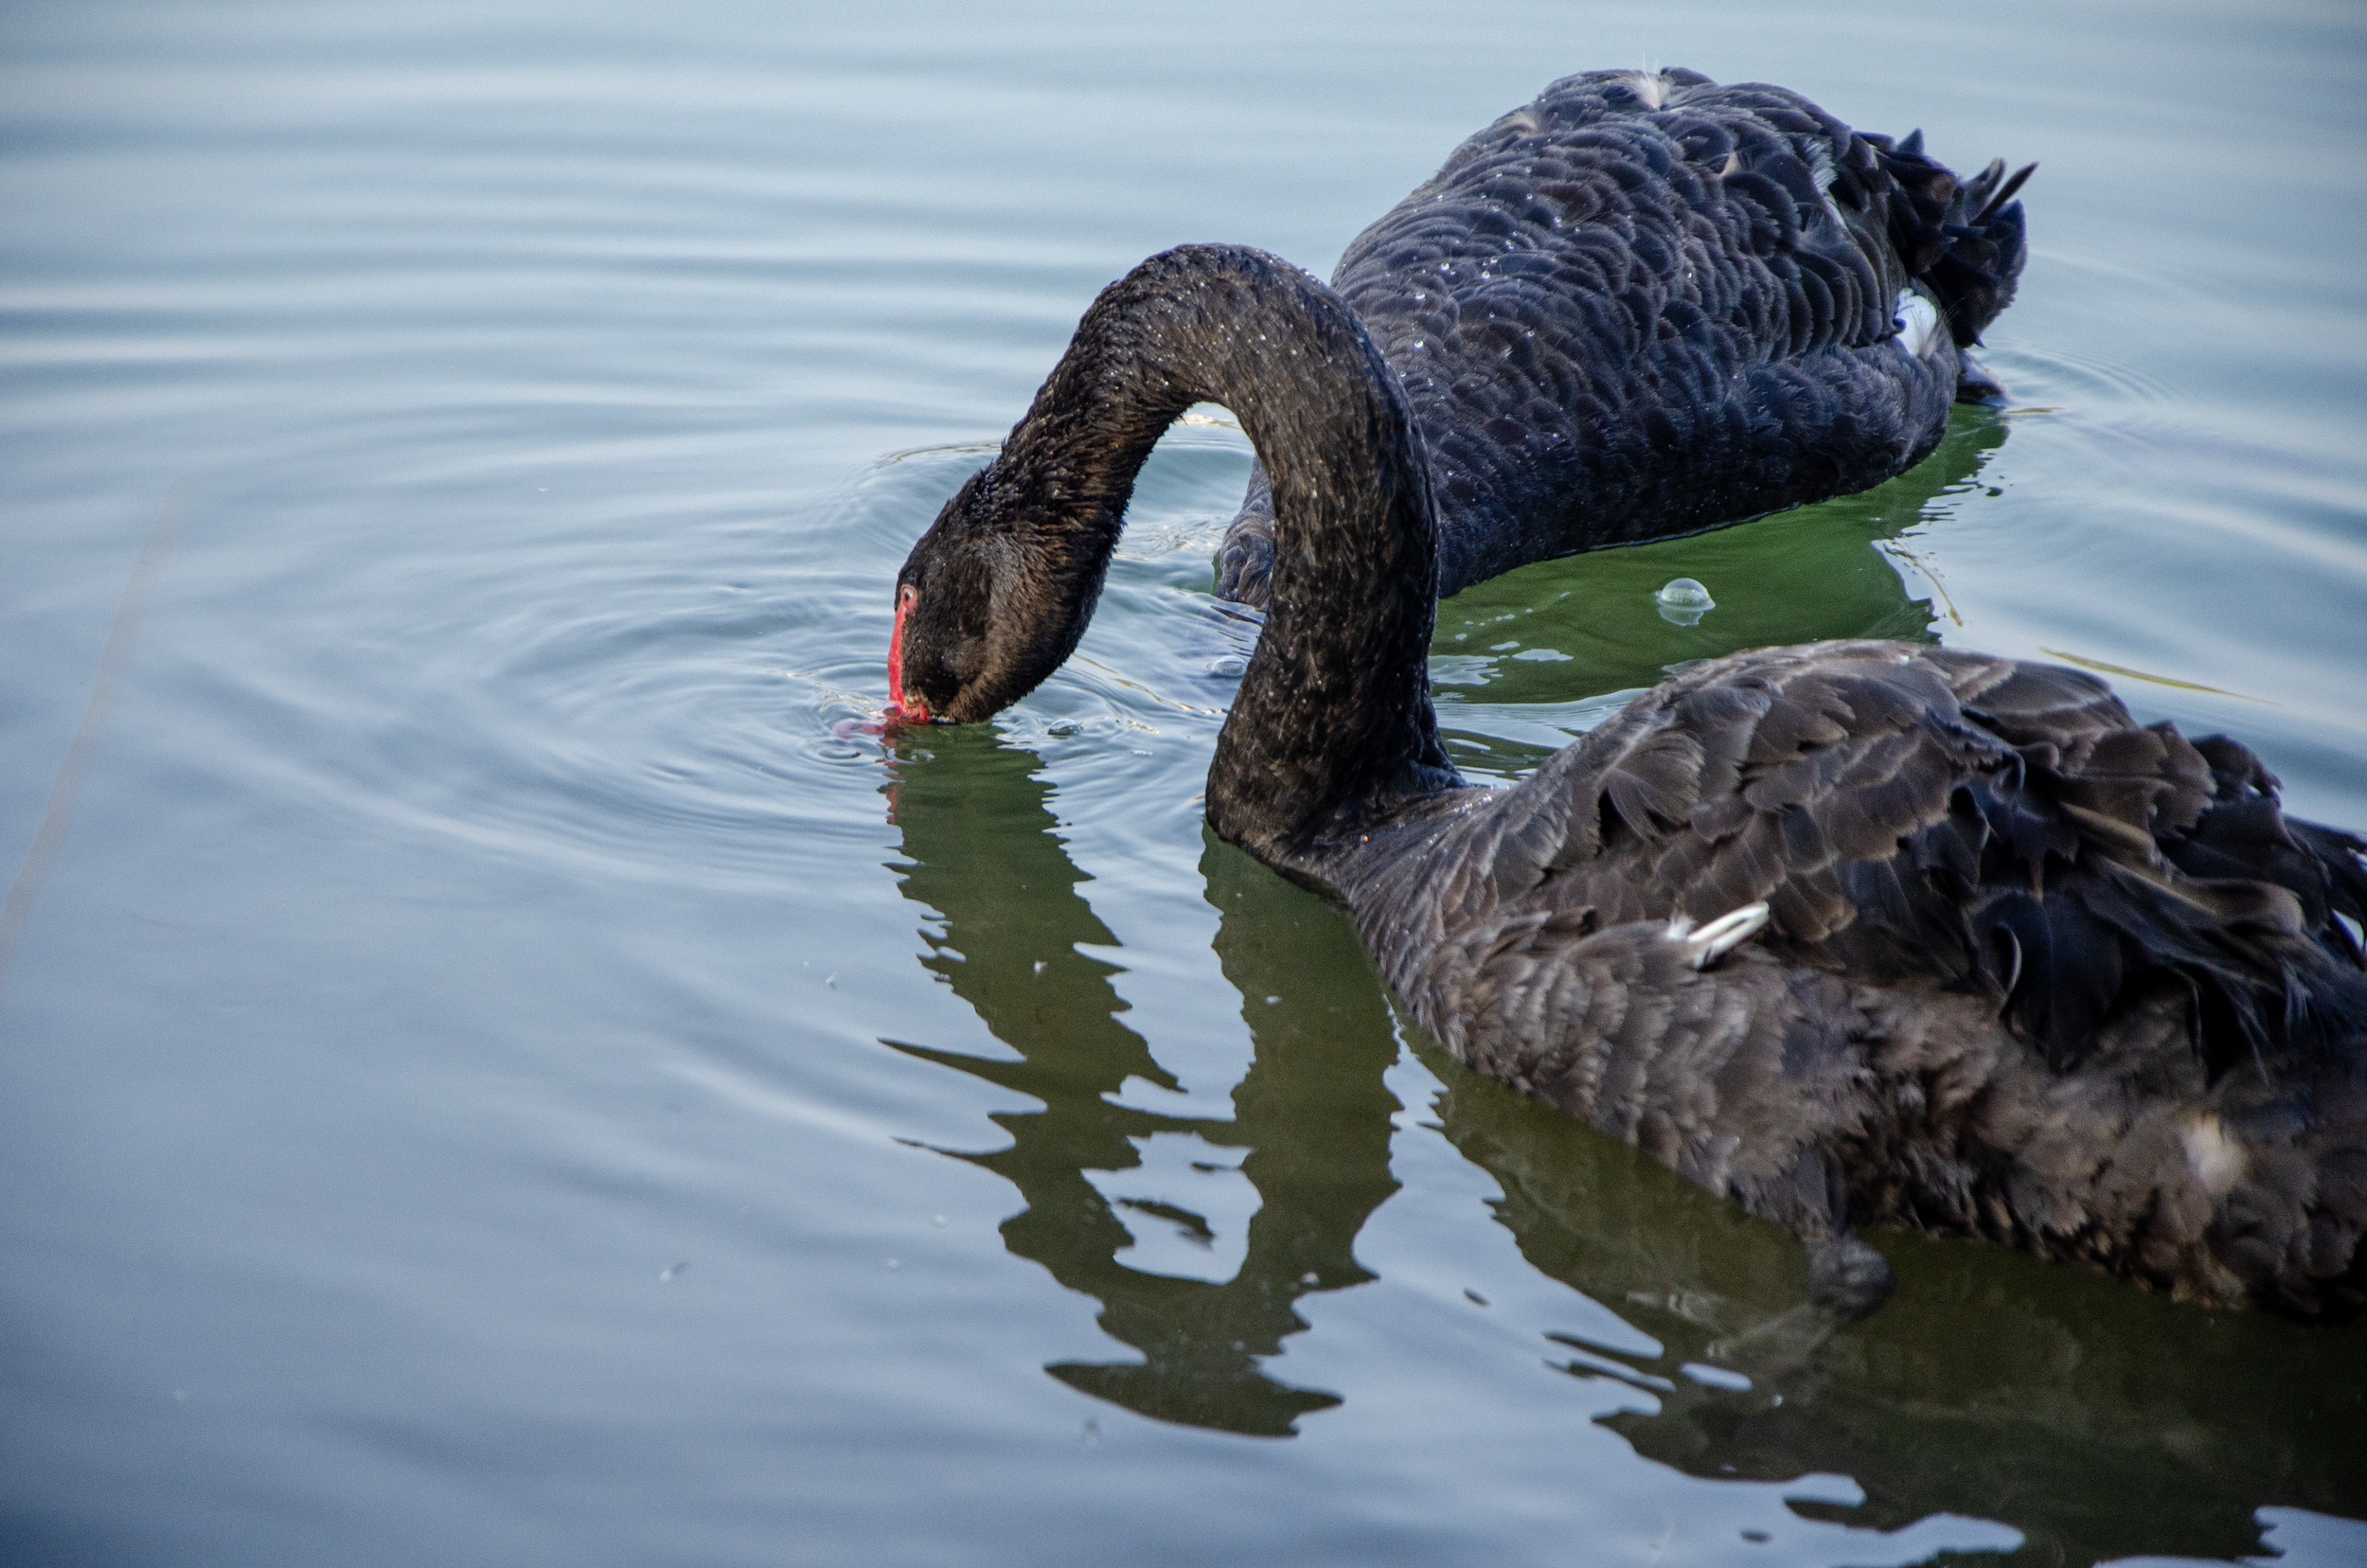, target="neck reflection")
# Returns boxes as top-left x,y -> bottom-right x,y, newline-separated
881,734 -> 1399,1436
